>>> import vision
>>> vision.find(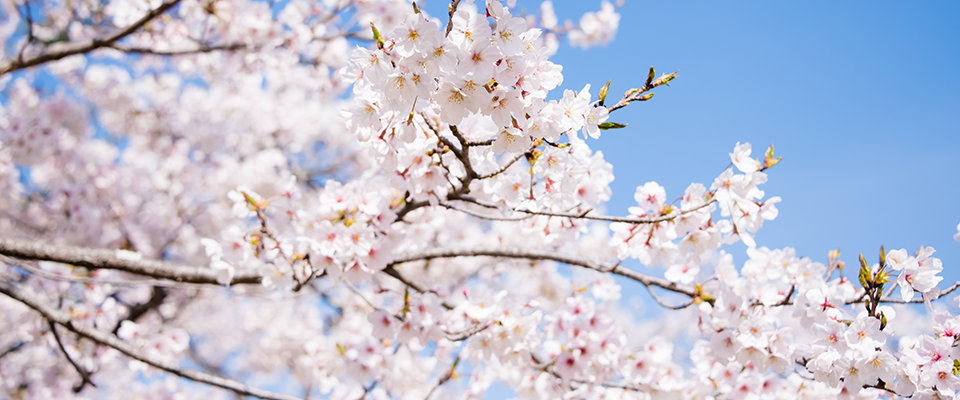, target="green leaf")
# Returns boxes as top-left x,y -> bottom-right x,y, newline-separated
653,70 -> 678,87
412,1 -> 421,14
858,253 -> 872,287
598,122 -> 628,130
370,22 -> 384,49
241,191 -> 258,207
598,80 -> 611,105
761,143 -> 782,170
